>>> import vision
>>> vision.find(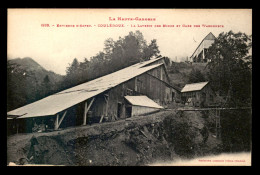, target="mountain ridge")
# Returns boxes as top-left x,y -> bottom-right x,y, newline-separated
7,57 -> 64,111
8,57 -> 64,83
